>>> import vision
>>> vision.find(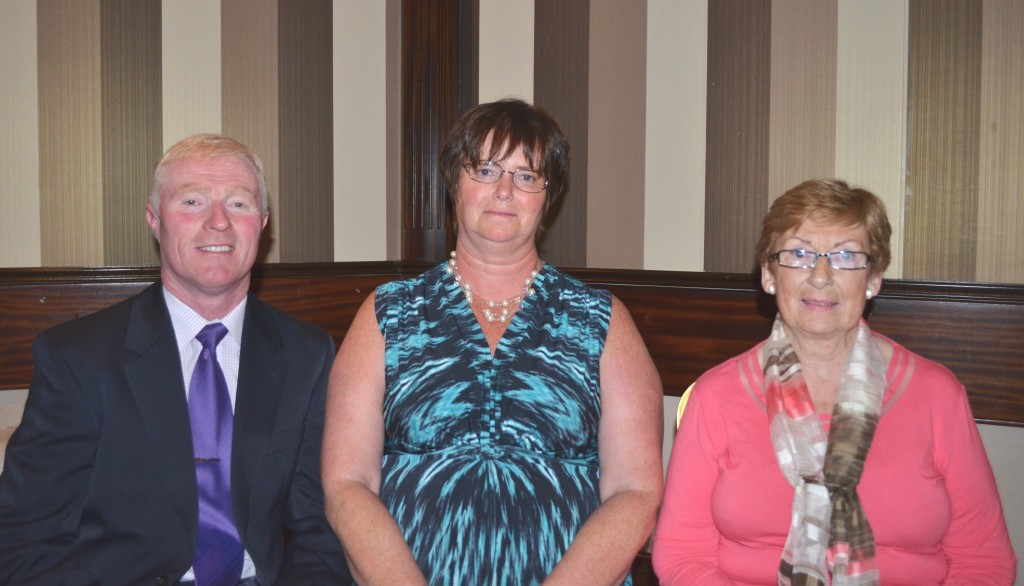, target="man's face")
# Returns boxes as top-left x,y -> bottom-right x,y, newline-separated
145,155 -> 267,310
